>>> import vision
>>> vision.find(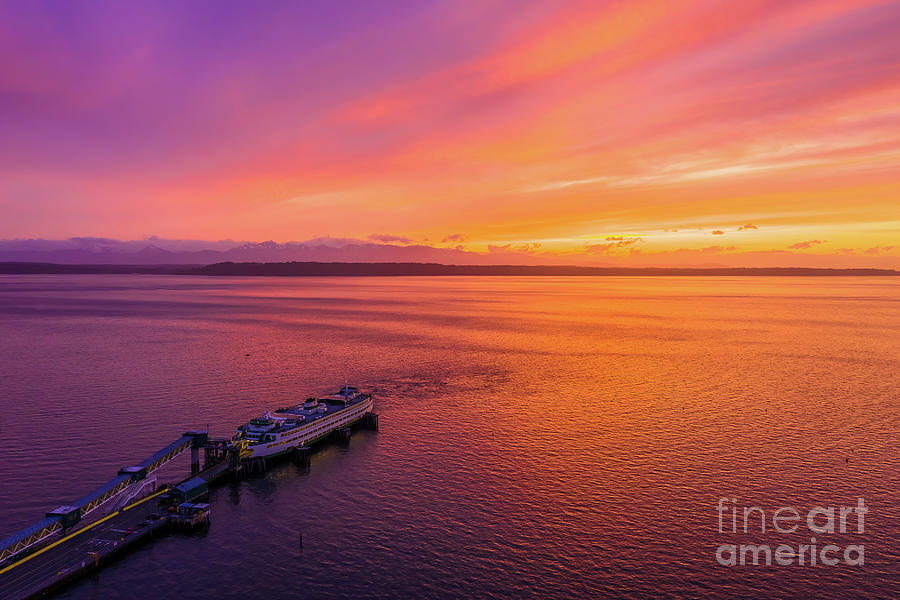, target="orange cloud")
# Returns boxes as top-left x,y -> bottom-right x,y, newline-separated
585,237 -> 643,255
864,245 -> 895,254
788,240 -> 827,249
